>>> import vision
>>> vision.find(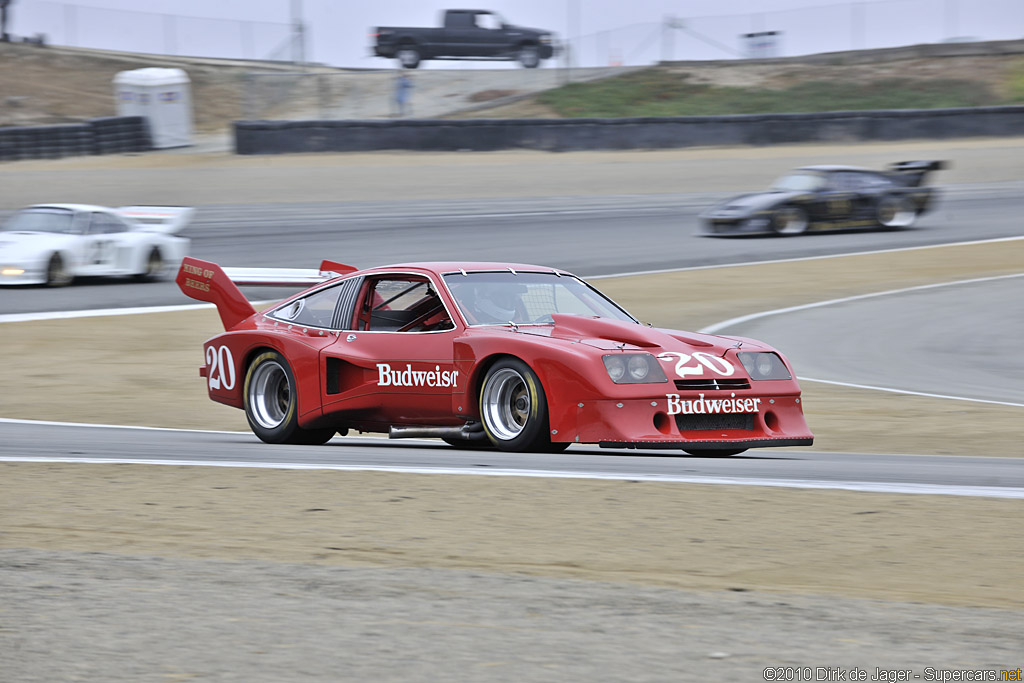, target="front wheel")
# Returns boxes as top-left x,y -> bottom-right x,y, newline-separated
45,253 -> 73,287
479,358 -> 555,452
771,206 -> 809,235
518,45 -> 540,68
244,350 -> 334,445
876,195 -> 917,229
